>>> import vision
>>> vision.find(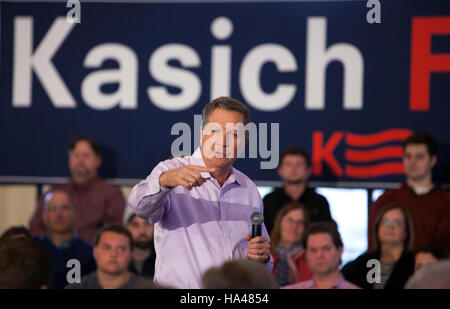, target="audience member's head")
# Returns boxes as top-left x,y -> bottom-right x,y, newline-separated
270,202 -> 310,252
405,260 -> 450,289
93,224 -> 133,276
0,225 -> 32,241
202,259 -> 279,289
414,243 -> 449,273
278,147 -> 311,184
42,190 -> 74,235
402,132 -> 437,183
124,207 -> 154,250
372,204 -> 414,254
68,135 -> 102,184
0,237 -> 52,288
303,222 -> 343,277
